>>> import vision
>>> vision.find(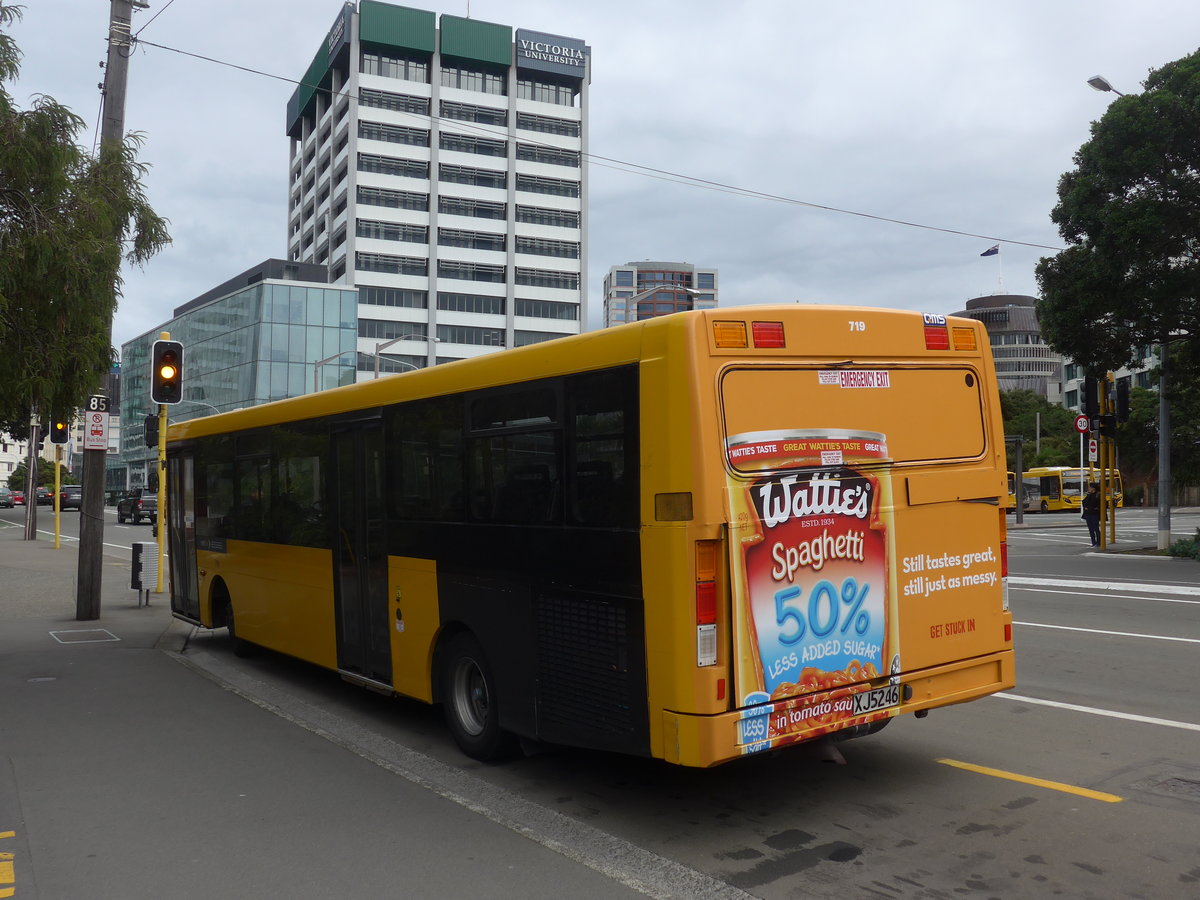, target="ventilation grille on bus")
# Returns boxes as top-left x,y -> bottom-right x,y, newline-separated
535,592 -> 639,742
